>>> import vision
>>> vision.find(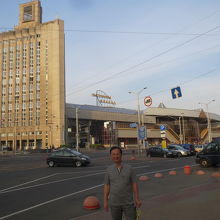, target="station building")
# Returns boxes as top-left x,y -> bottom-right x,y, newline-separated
65,103 -> 220,149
